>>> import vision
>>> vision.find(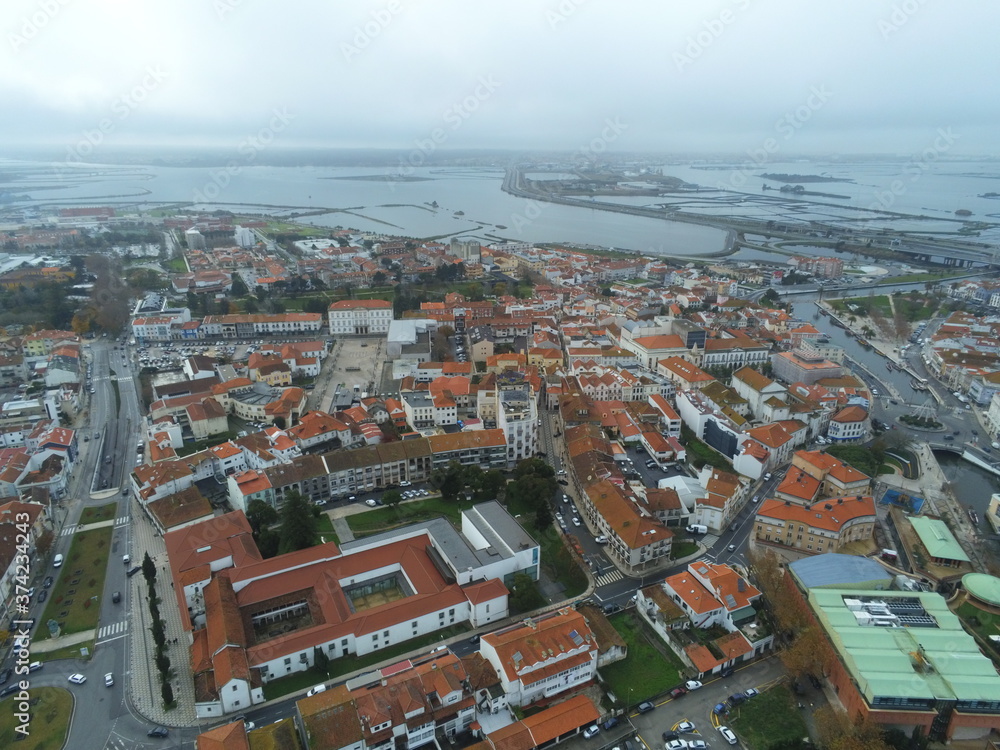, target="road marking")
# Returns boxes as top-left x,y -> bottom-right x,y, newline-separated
98,621 -> 129,638
115,516 -> 128,527
61,525 -> 77,537
594,570 -> 624,587
96,633 -> 129,647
